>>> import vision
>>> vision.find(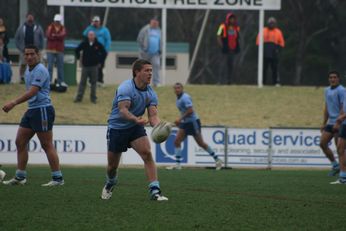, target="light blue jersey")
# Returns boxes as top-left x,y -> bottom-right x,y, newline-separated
325,85 -> 345,125
147,28 -> 161,55
108,79 -> 158,129
176,92 -> 199,123
25,63 -> 52,109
